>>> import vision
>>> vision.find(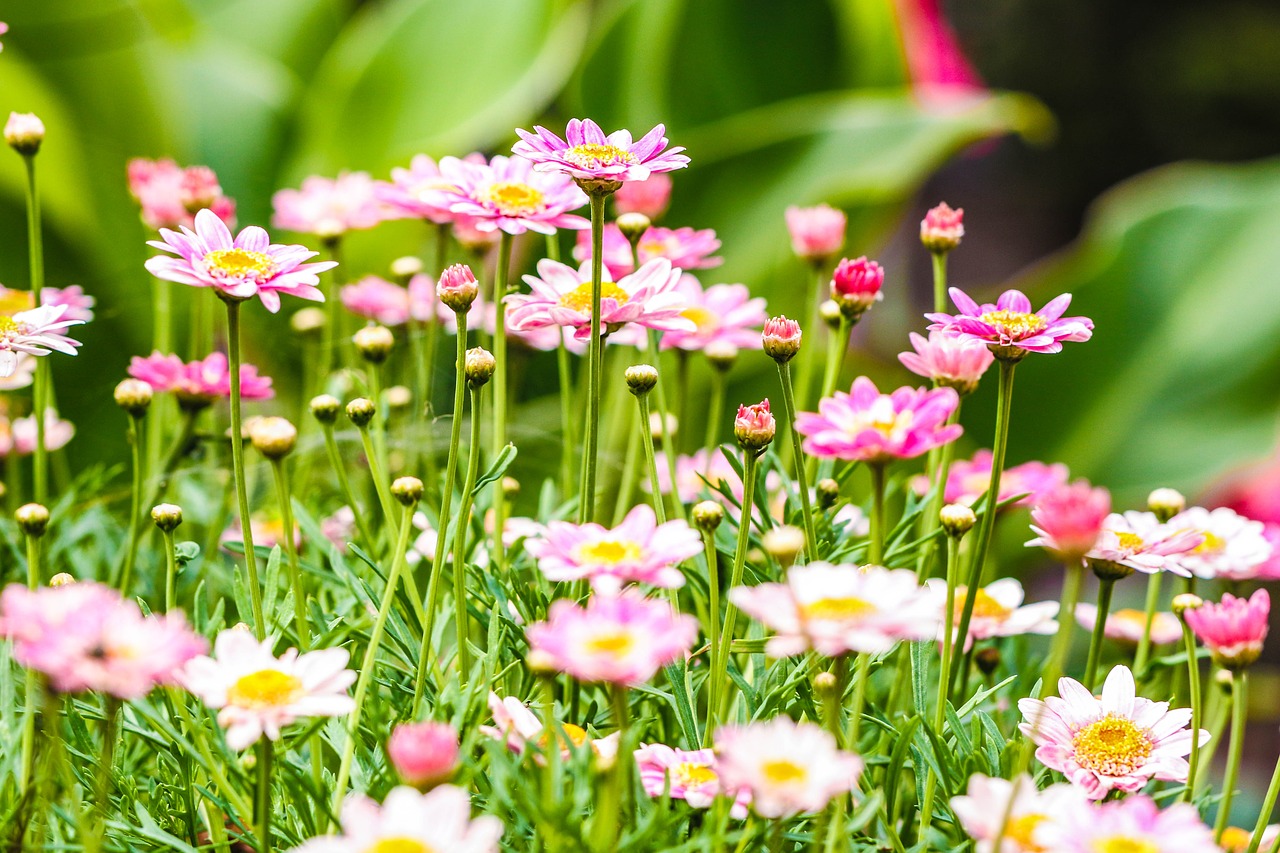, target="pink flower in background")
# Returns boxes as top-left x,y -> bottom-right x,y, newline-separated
181,628 -> 355,751
293,786 -> 502,853
0,22 -> 8,52
435,154 -> 589,235
891,0 -> 984,100
523,504 -> 700,592
4,409 -> 75,456
220,515 -> 301,554
1035,794 -> 1215,853
1084,511 -> 1203,577
613,173 -> 673,219
730,563 -> 938,657
785,204 -> 845,261
897,330 -> 993,394
660,276 -> 766,352
715,717 -> 861,818
1026,480 -> 1112,562
321,506 -> 356,553
452,214 -> 502,251
1073,605 -> 1183,647
42,285 -> 95,324
512,119 -> 688,184
945,450 -> 1068,508
796,376 -> 962,463
376,153 -> 475,224
524,592 -> 698,685
129,351 -> 274,407
647,449 -> 744,504
1018,665 -> 1207,800
340,275 -> 413,326
927,578 -> 1058,650
271,172 -> 388,237
1168,506 -> 1272,581
0,354 -> 35,391
634,743 -> 750,818
573,225 -> 722,278
387,721 -> 459,788
127,158 -> 236,231
920,202 -> 965,252
480,692 -> 619,763
145,209 -> 336,313
507,257 -> 693,341
1183,589 -> 1269,669
927,287 -> 1093,358
0,303 -> 84,377
950,774 -> 1082,853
